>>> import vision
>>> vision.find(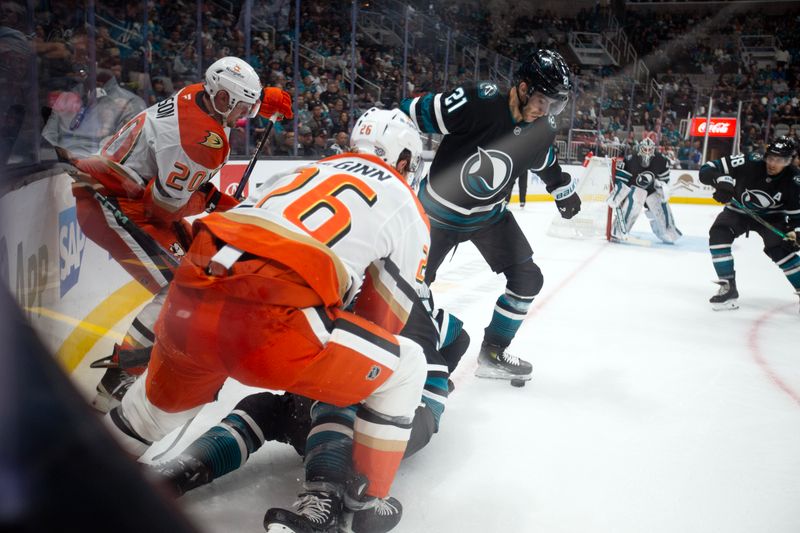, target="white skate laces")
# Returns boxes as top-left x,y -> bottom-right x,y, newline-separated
497,351 -> 523,366
371,498 -> 400,517
293,493 -> 334,524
